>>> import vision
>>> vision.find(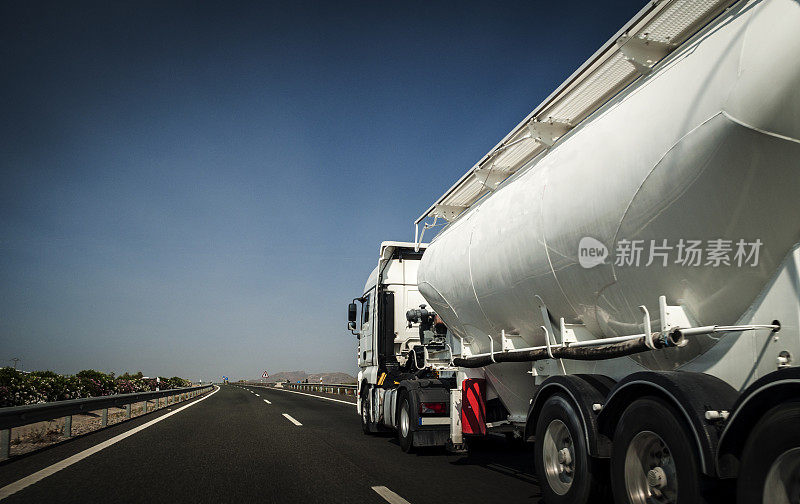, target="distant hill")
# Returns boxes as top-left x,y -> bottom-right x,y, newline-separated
264,371 -> 356,384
